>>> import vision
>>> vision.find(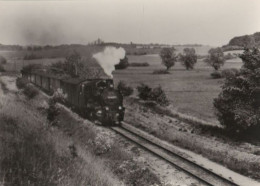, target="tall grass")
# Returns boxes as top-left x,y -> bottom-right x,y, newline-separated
0,85 -> 120,186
